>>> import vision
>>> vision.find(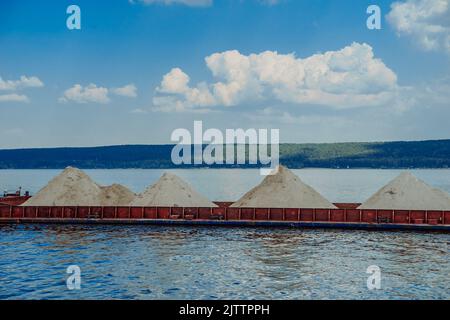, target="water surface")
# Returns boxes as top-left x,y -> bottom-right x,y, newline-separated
0,224 -> 448,300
